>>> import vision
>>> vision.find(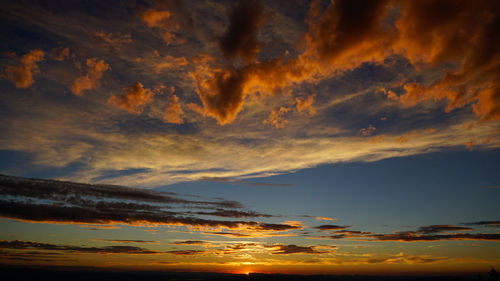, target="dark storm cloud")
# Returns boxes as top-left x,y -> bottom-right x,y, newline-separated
218,0 -> 264,62
0,240 -> 159,254
314,225 -> 349,231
